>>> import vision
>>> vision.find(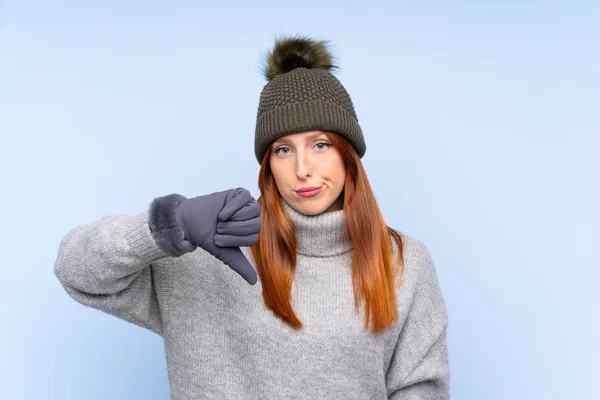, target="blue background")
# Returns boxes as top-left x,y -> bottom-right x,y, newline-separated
1,1 -> 598,399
